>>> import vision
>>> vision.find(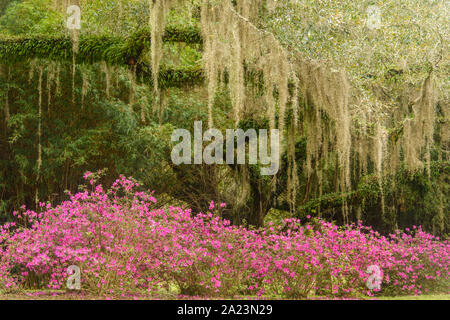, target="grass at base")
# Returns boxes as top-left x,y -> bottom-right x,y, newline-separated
375,294 -> 449,300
